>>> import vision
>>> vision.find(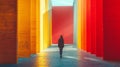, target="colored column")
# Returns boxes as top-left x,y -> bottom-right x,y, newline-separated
18,0 -> 31,57
36,0 -> 40,53
0,0 -> 17,64
103,0 -> 120,61
77,0 -> 82,49
30,0 -> 37,54
90,0 -> 97,54
40,0 -> 51,51
81,0 -> 87,50
96,0 -> 103,57
86,0 -> 91,53
73,0 -> 78,47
